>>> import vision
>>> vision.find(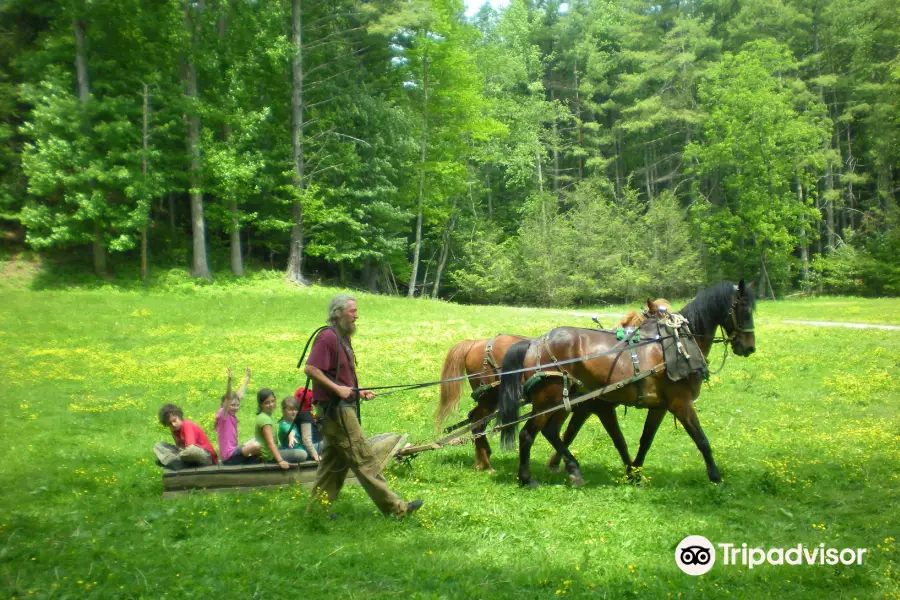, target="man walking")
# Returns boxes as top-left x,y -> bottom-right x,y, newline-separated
305,294 -> 423,518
